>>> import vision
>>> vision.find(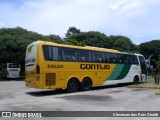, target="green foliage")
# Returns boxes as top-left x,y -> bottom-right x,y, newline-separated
0,27 -> 63,72
108,35 -> 139,52
67,31 -> 110,48
65,28 -> 138,52
156,56 -> 160,72
1,26 -> 160,74
139,40 -> 160,58
64,39 -> 86,46
43,34 -> 64,44
65,26 -> 81,38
